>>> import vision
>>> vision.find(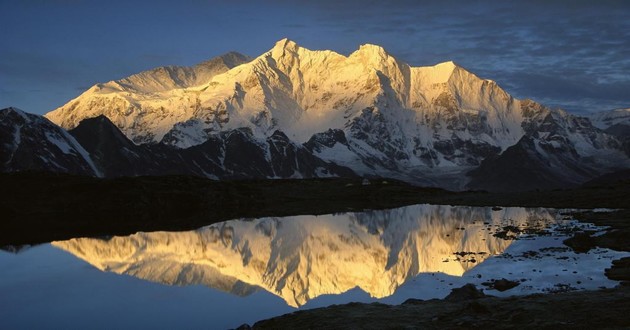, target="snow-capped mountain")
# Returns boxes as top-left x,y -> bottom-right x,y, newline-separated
589,108 -> 630,130
52,204 -> 556,307
115,52 -> 251,94
43,39 -> 630,190
588,109 -> 630,157
0,107 -> 100,176
46,51 -> 252,145
468,102 -> 629,191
